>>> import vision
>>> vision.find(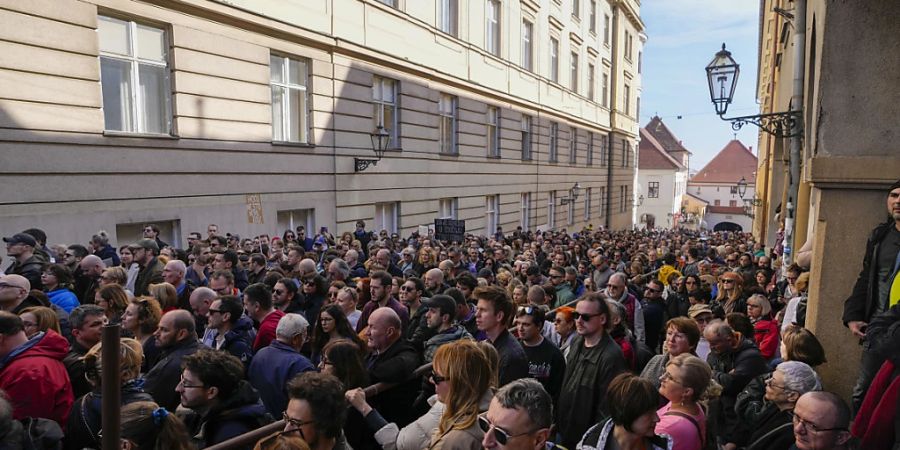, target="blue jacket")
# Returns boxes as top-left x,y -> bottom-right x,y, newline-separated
47,289 -> 79,314
93,245 -> 120,267
247,340 -> 315,417
218,318 -> 255,367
